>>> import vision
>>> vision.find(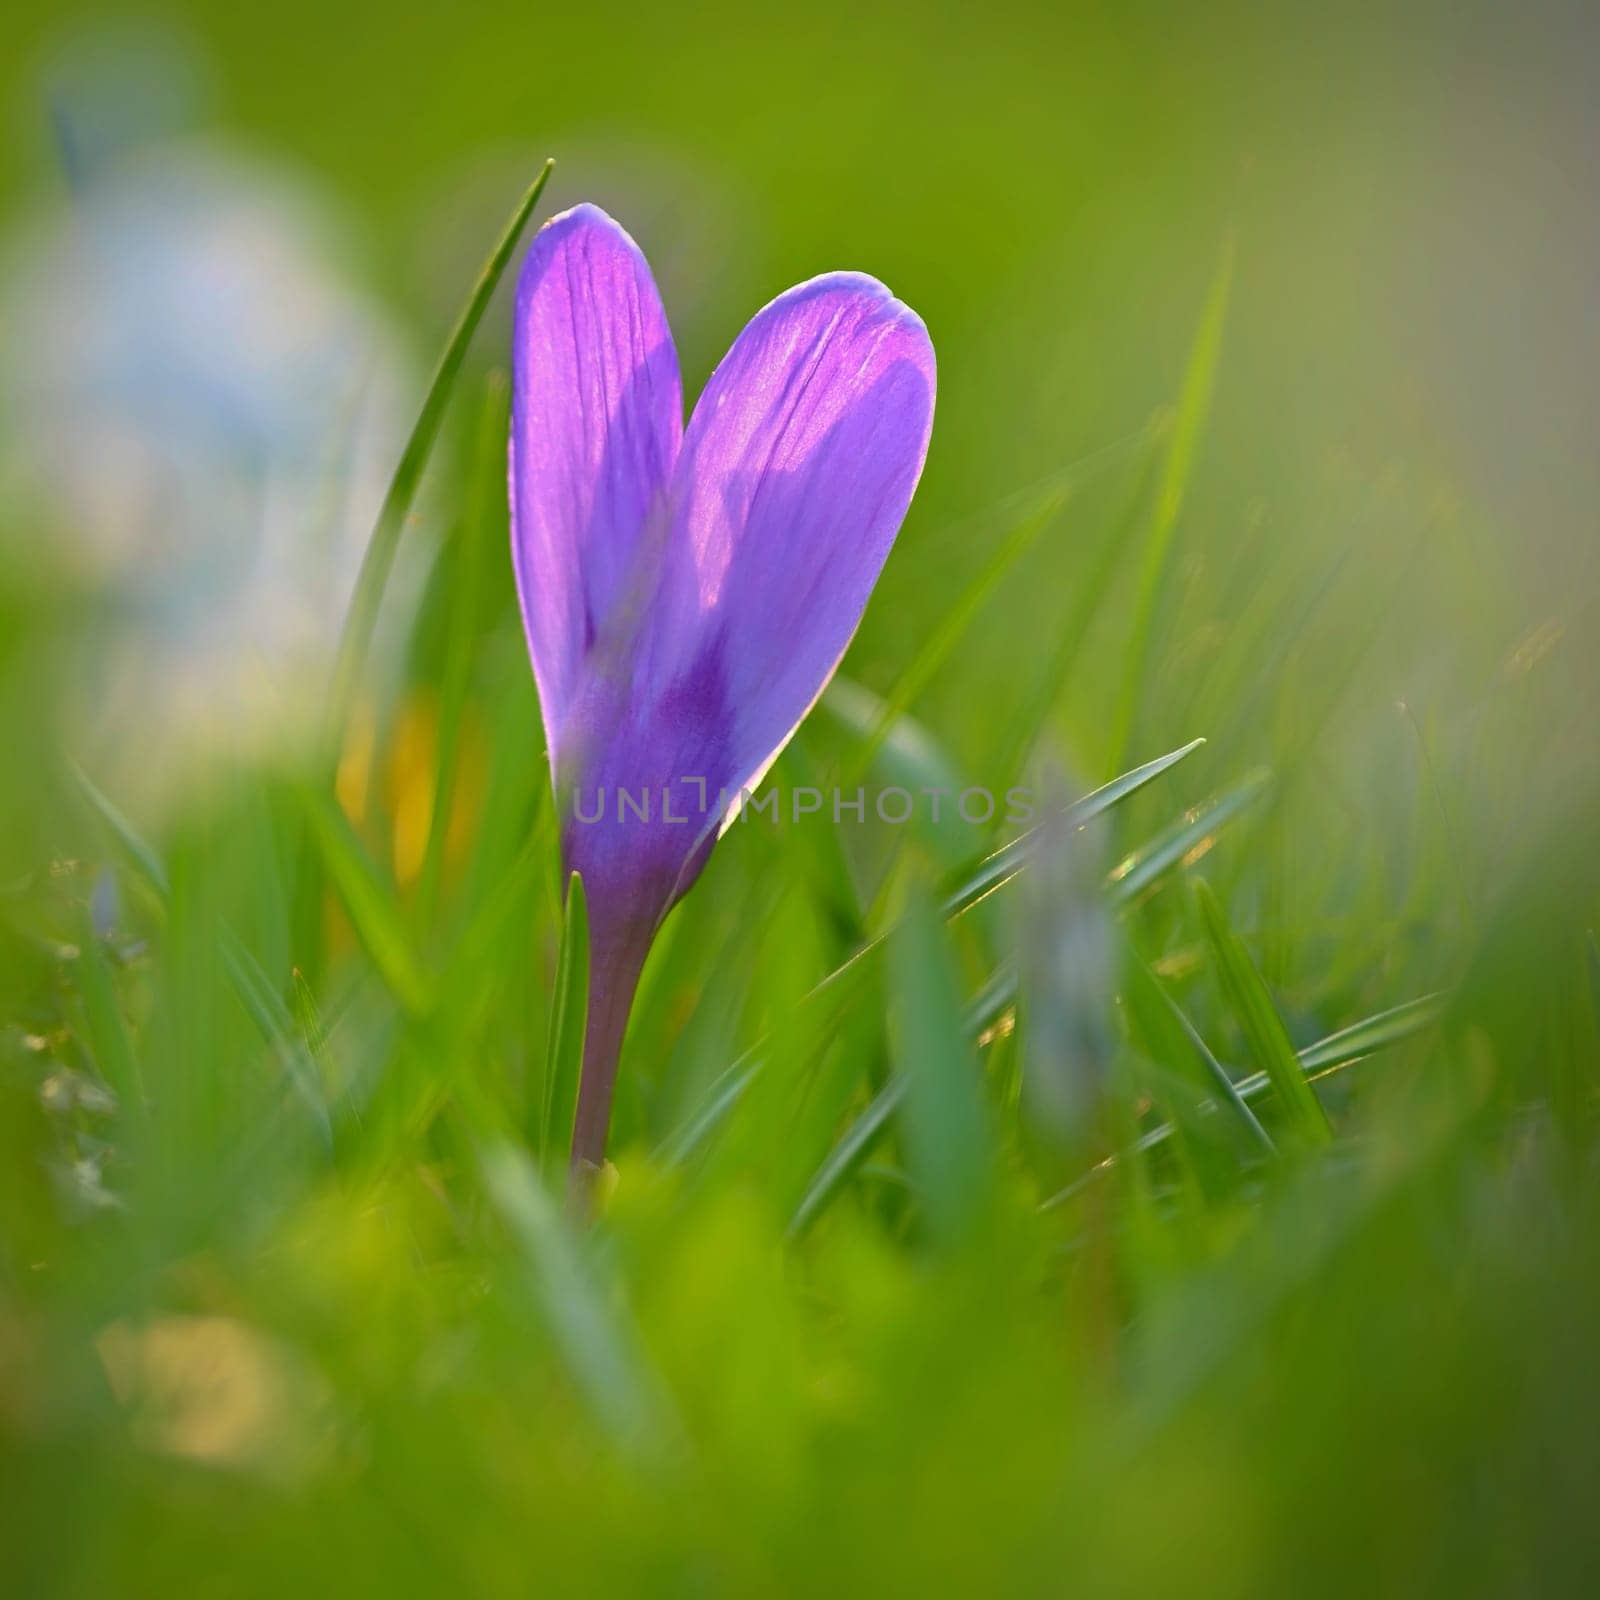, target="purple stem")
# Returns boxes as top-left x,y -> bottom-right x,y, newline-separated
566,919 -> 650,1213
